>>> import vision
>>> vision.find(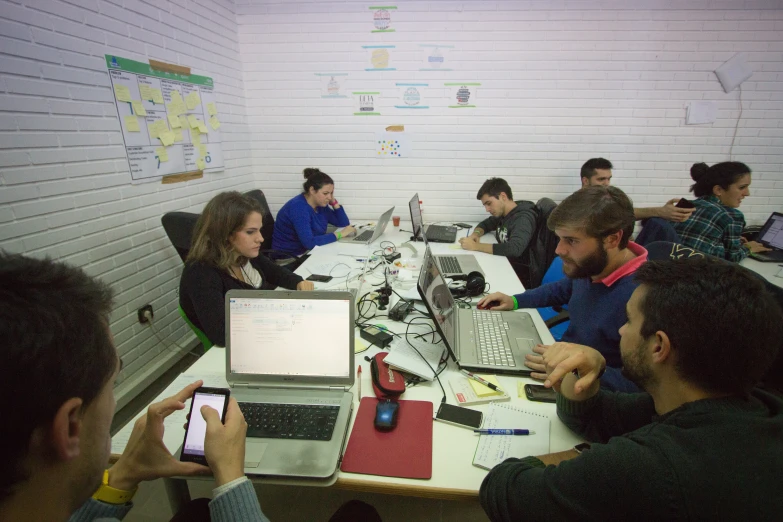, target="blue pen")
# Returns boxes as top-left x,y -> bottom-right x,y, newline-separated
474,429 -> 532,436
